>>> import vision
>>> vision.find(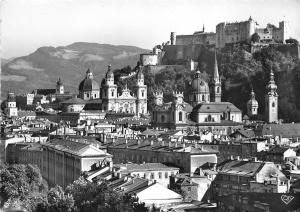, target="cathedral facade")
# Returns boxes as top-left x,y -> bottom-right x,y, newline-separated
101,65 -> 148,116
